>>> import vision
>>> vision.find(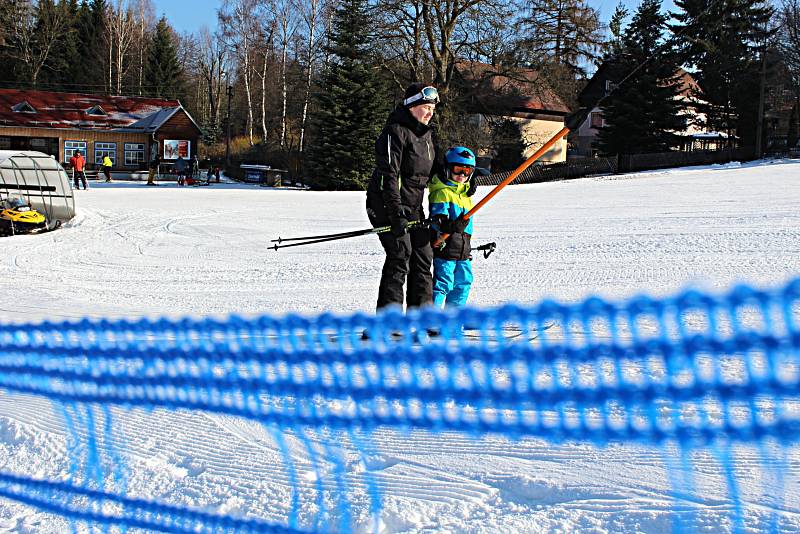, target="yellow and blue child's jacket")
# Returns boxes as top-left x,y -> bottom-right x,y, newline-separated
428,175 -> 473,260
